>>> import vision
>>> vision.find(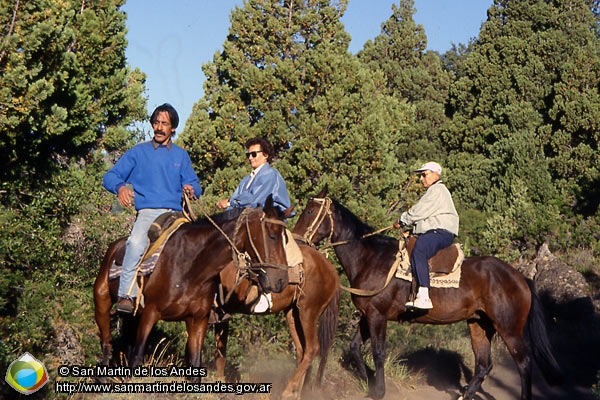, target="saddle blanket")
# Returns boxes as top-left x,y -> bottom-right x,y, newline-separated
109,240 -> 166,280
